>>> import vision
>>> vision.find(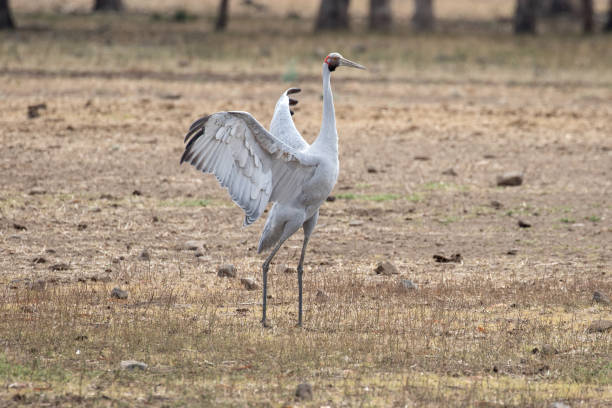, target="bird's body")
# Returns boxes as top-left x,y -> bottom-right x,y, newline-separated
181,53 -> 365,326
